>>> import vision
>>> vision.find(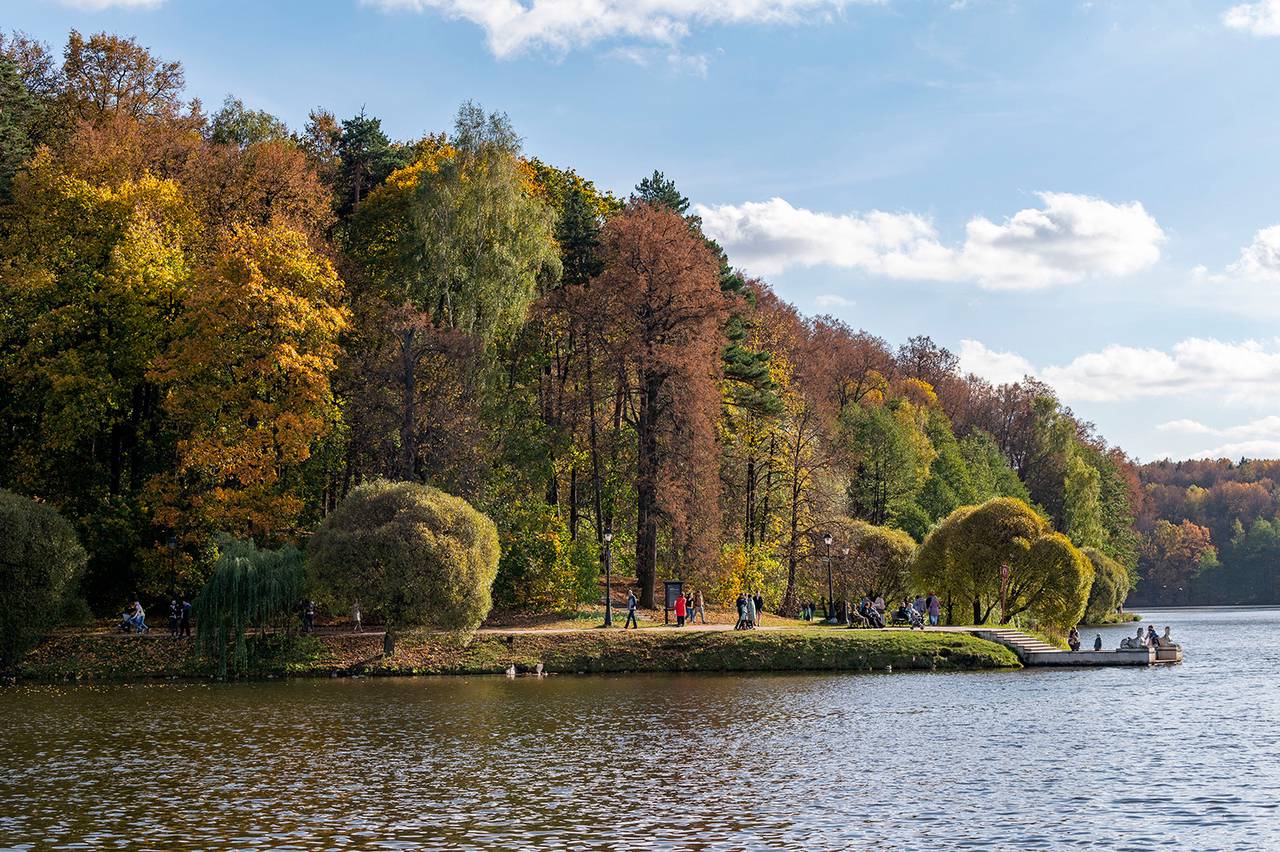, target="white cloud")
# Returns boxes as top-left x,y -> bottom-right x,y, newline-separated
364,0 -> 881,58
814,293 -> 855,308
958,339 -> 1035,386
694,192 -> 1164,290
1155,418 -> 1217,435
1224,0 -> 1280,36
958,337 -> 1280,405
1213,225 -> 1280,283
1162,414 -> 1280,459
55,0 -> 163,8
